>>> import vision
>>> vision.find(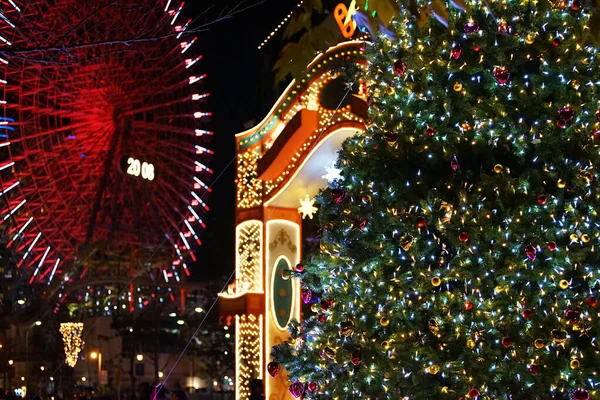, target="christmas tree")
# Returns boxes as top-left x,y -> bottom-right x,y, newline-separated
271,0 -> 600,399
